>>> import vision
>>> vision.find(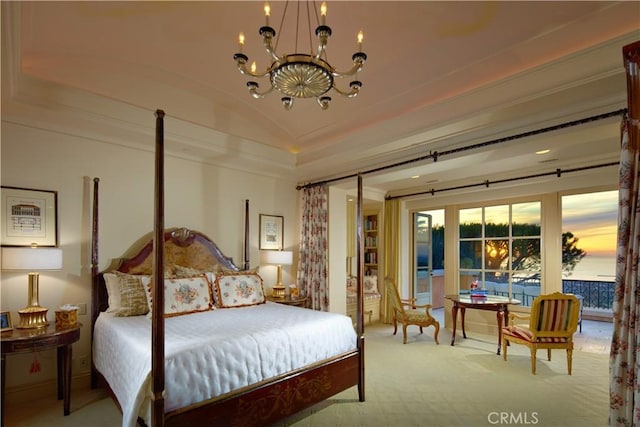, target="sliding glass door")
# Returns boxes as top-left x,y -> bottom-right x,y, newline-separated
414,212 -> 432,305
